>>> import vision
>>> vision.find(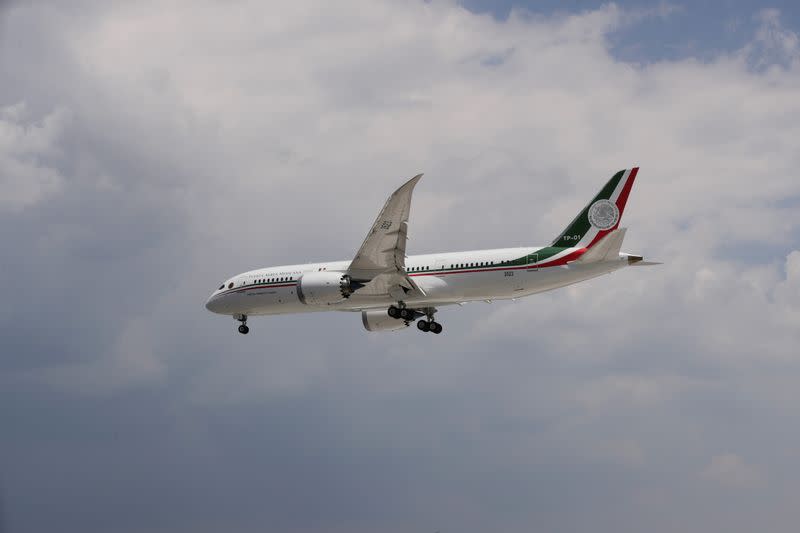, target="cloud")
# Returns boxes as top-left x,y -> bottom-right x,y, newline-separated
0,102 -> 68,212
701,453 -> 765,489
747,8 -> 800,68
1,2 -> 800,532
